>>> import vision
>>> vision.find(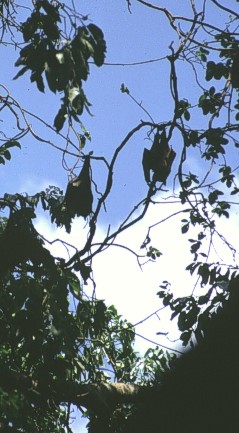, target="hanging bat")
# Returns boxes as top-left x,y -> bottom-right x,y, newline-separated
64,154 -> 93,218
231,51 -> 239,89
142,129 -> 176,185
